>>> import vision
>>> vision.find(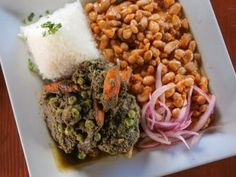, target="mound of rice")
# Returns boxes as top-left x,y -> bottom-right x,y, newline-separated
20,1 -> 100,80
